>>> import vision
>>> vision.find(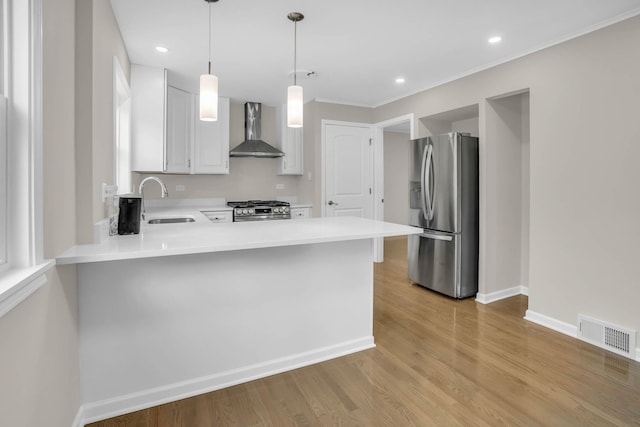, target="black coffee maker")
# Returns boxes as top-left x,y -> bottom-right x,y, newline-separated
117,196 -> 142,235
